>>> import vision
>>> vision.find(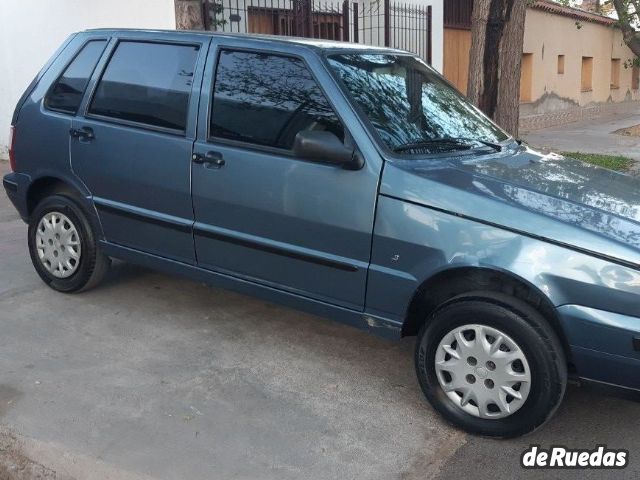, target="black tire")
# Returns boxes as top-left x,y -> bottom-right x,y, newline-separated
28,194 -> 110,293
415,291 -> 567,438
